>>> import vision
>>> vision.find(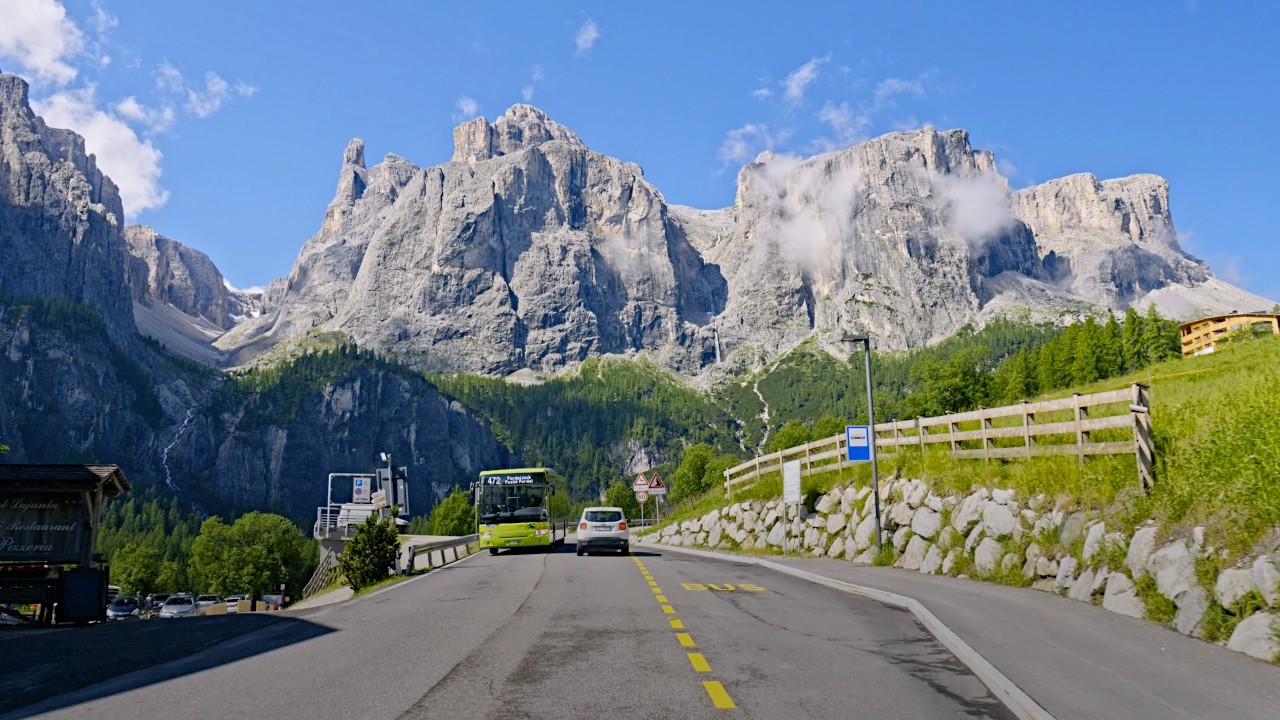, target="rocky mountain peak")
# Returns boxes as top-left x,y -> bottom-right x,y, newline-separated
451,104 -> 584,163
0,71 -> 132,335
